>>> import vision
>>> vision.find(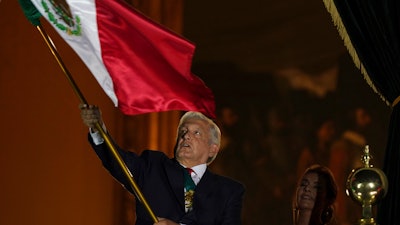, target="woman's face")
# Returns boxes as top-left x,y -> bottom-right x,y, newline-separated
297,172 -> 319,211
